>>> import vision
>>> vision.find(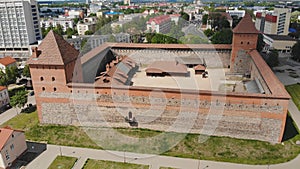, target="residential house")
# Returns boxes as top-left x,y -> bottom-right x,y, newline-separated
0,127 -> 27,169
0,86 -> 9,112
146,15 -> 171,34
0,57 -> 17,73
